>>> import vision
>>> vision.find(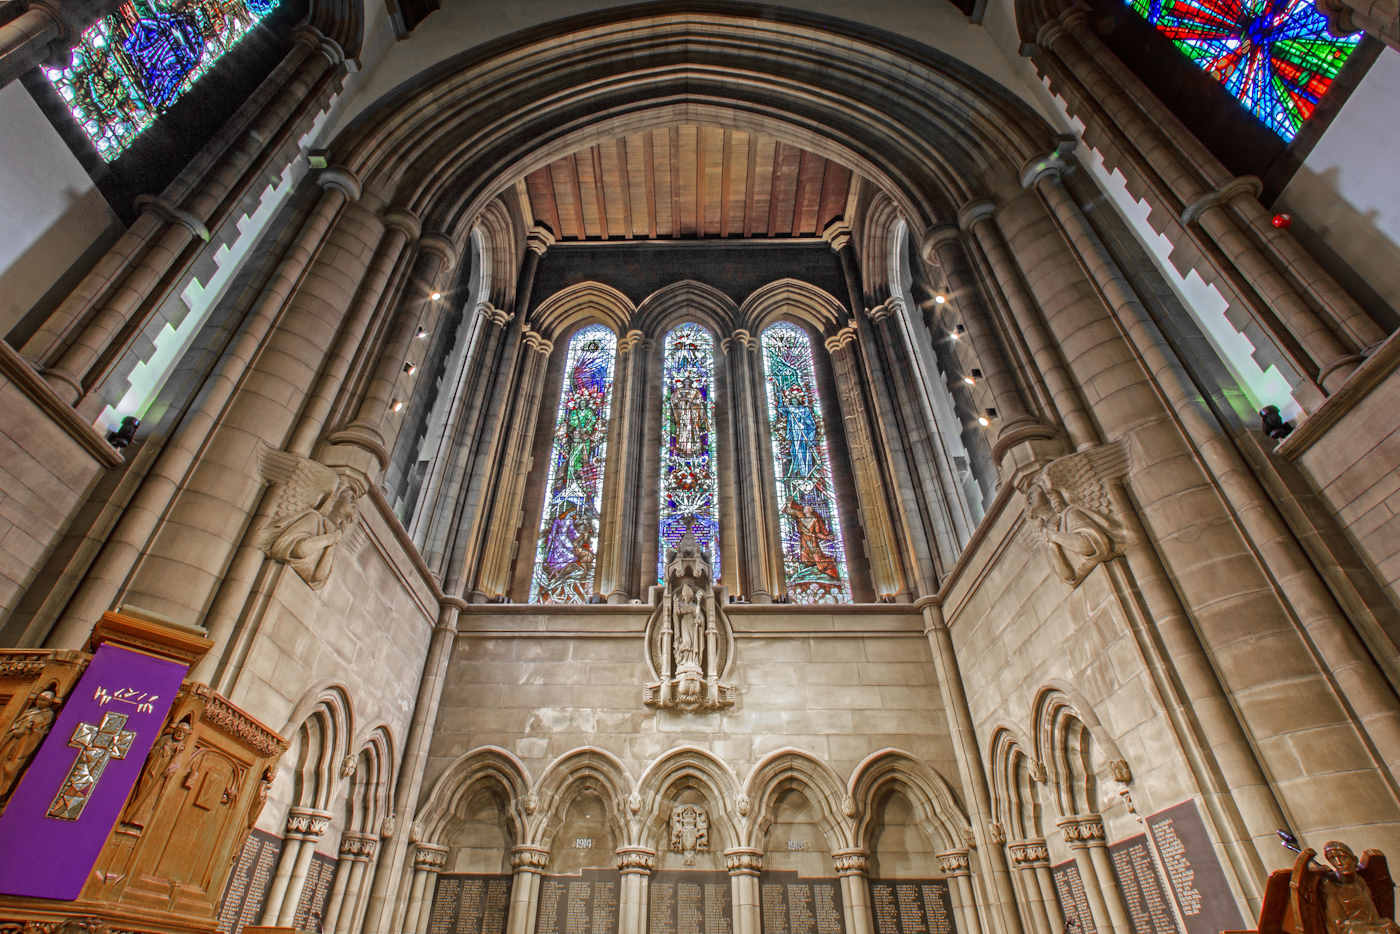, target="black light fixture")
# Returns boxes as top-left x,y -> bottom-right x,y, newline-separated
1260,405 -> 1294,440
106,416 -> 140,449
